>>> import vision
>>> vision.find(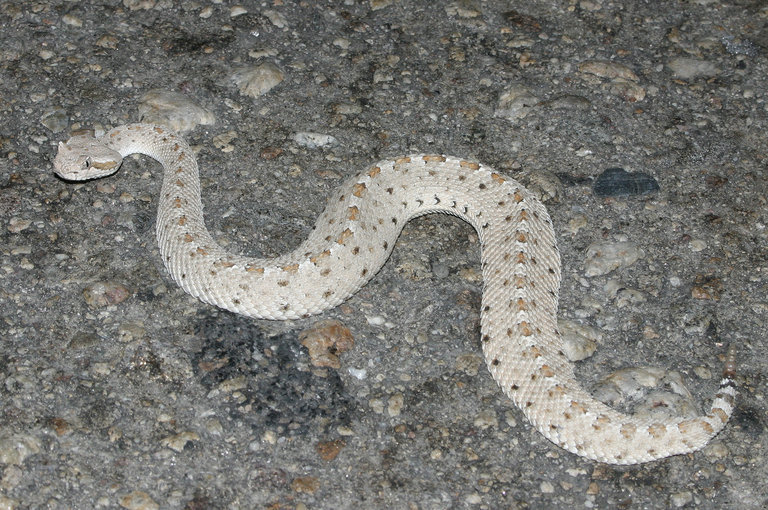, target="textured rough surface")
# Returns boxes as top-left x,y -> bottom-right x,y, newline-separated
2,0 -> 766,508
55,124 -> 736,465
